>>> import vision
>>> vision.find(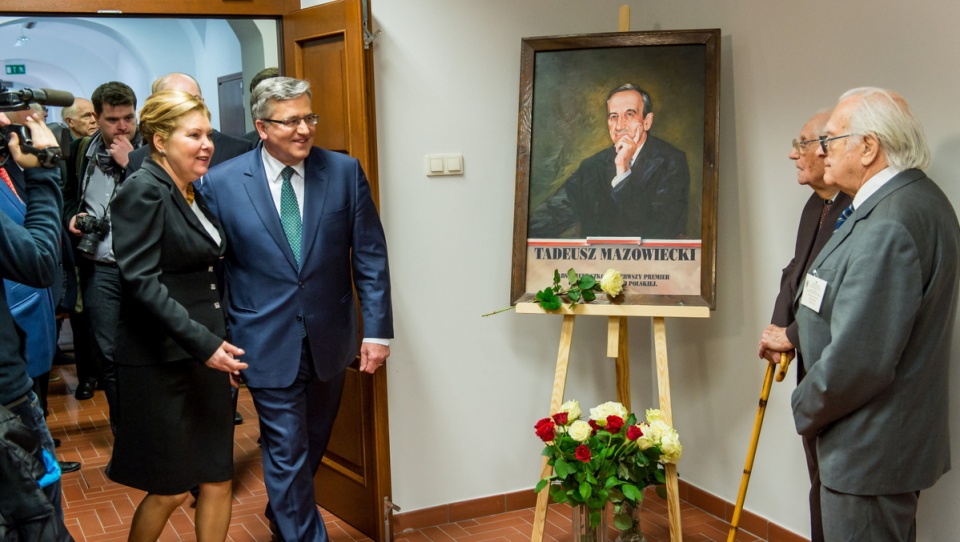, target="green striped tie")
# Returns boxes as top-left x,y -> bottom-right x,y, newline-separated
279,166 -> 302,266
